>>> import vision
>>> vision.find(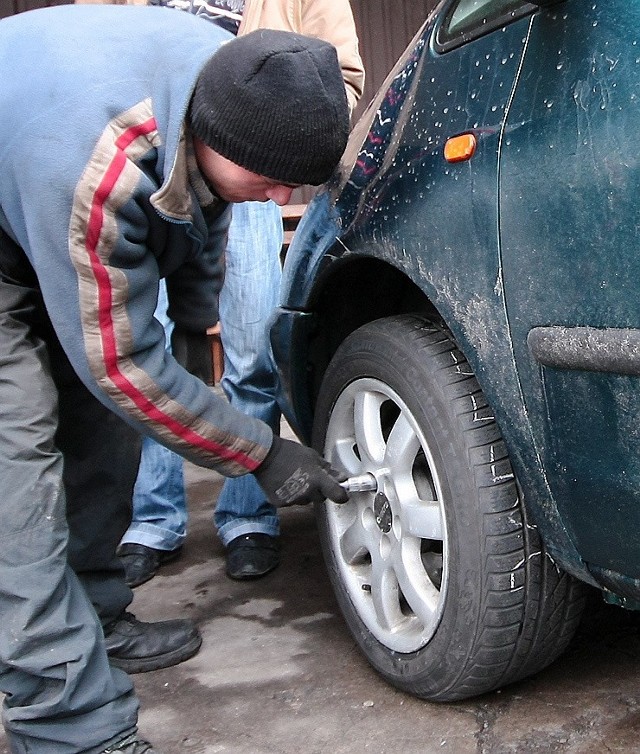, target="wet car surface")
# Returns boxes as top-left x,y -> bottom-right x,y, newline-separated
271,0 -> 640,701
